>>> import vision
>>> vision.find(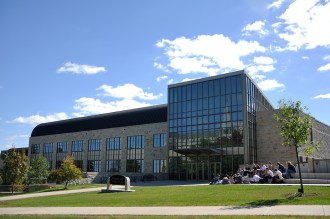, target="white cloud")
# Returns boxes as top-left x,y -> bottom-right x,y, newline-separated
10,112 -> 69,125
73,97 -> 151,116
313,93 -> 330,99
277,0 -> 330,50
154,62 -> 170,73
257,79 -> 285,91
156,75 -> 168,82
302,56 -> 309,60
6,134 -> 29,142
57,62 -> 106,74
167,79 -> 175,84
267,0 -> 285,9
317,63 -> 330,72
97,83 -> 162,100
242,21 -> 269,36
156,34 -> 266,76
323,55 -> 330,61
253,56 -> 276,65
